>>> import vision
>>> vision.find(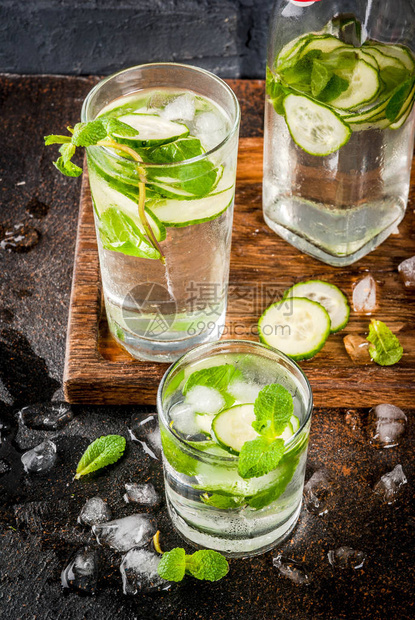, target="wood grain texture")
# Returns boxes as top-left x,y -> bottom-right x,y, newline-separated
64,99 -> 415,407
